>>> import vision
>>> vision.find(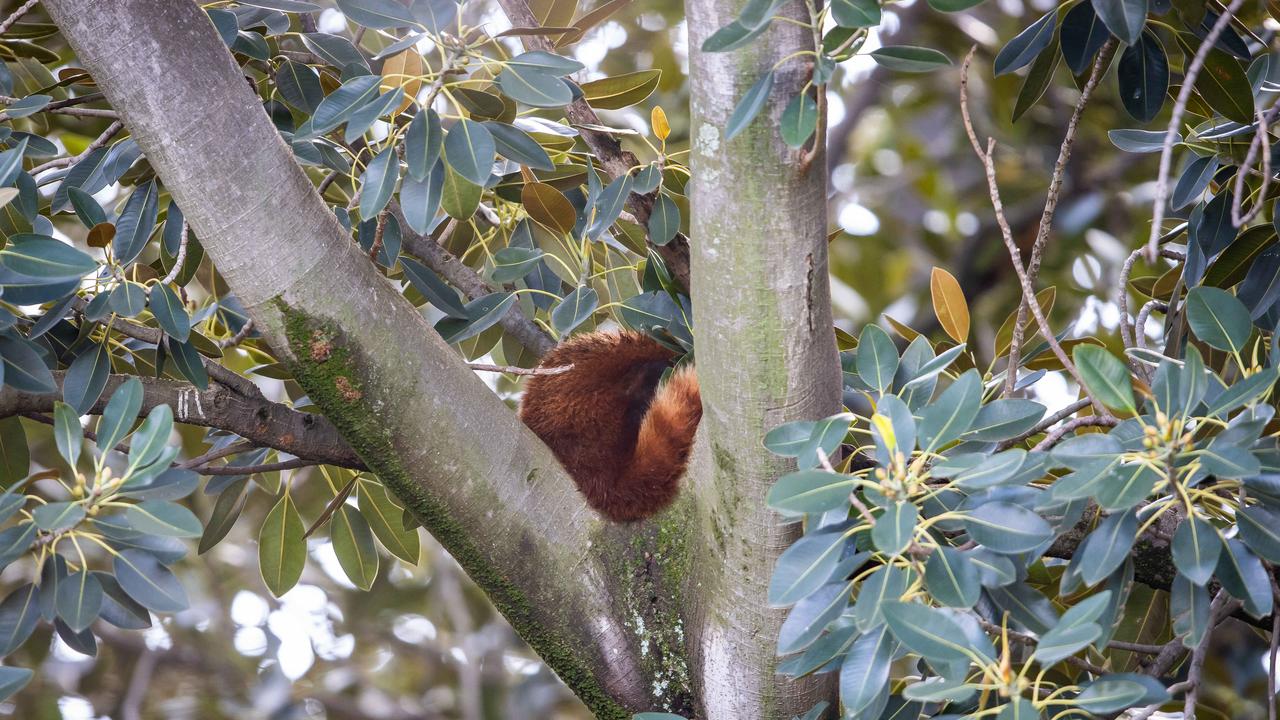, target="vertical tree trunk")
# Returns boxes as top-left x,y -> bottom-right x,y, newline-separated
685,0 -> 843,717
